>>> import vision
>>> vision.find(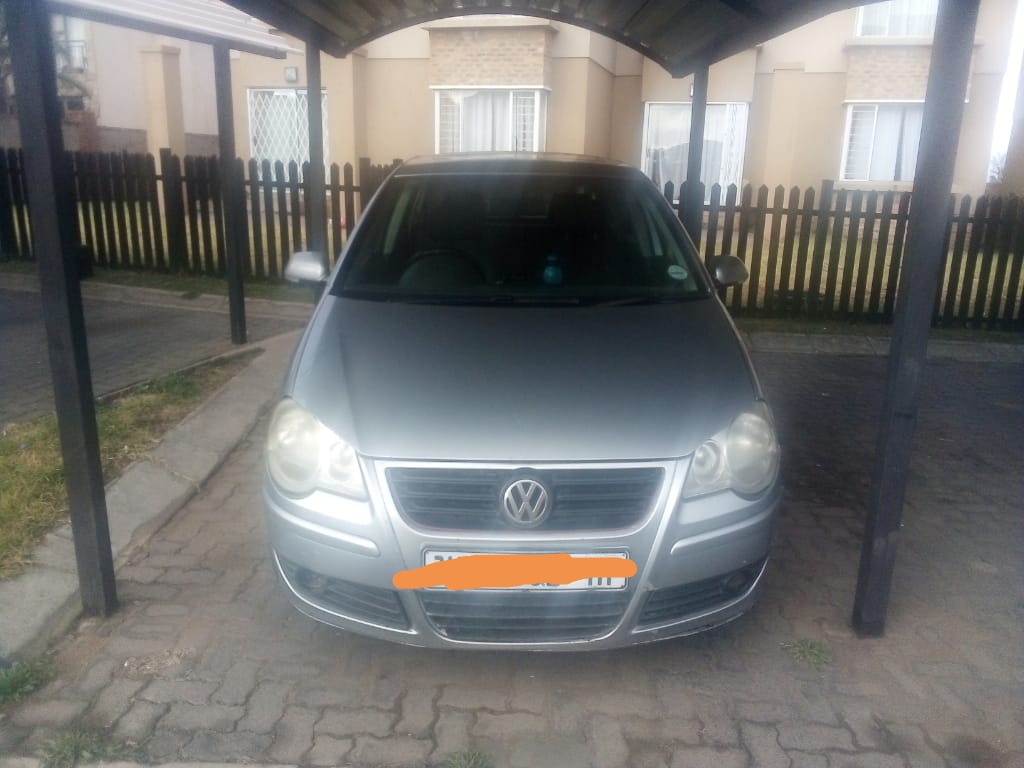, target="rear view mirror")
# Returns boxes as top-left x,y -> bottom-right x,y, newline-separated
285,251 -> 328,286
710,254 -> 749,288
